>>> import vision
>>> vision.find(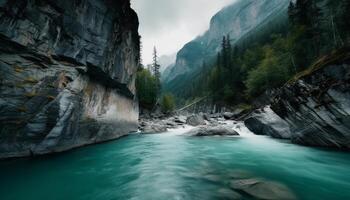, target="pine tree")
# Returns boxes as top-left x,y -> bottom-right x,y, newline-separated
339,0 -> 350,44
221,36 -> 227,68
288,0 -> 323,68
288,2 -> 297,26
152,46 -> 161,94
